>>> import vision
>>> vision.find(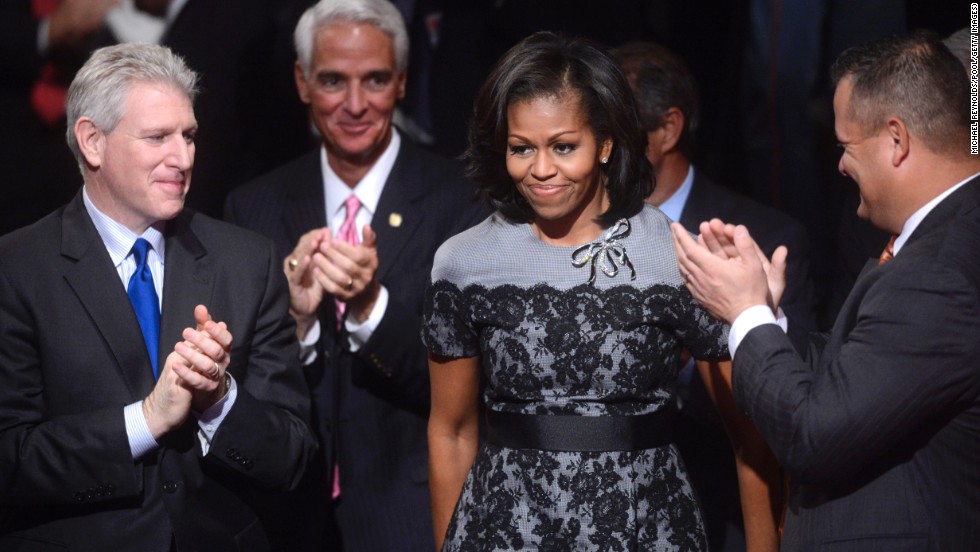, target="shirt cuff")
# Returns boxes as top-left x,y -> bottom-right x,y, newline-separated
124,402 -> 158,460
195,374 -> 239,455
728,304 -> 782,358
345,285 -> 388,352
775,306 -> 788,333
298,319 -> 321,365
